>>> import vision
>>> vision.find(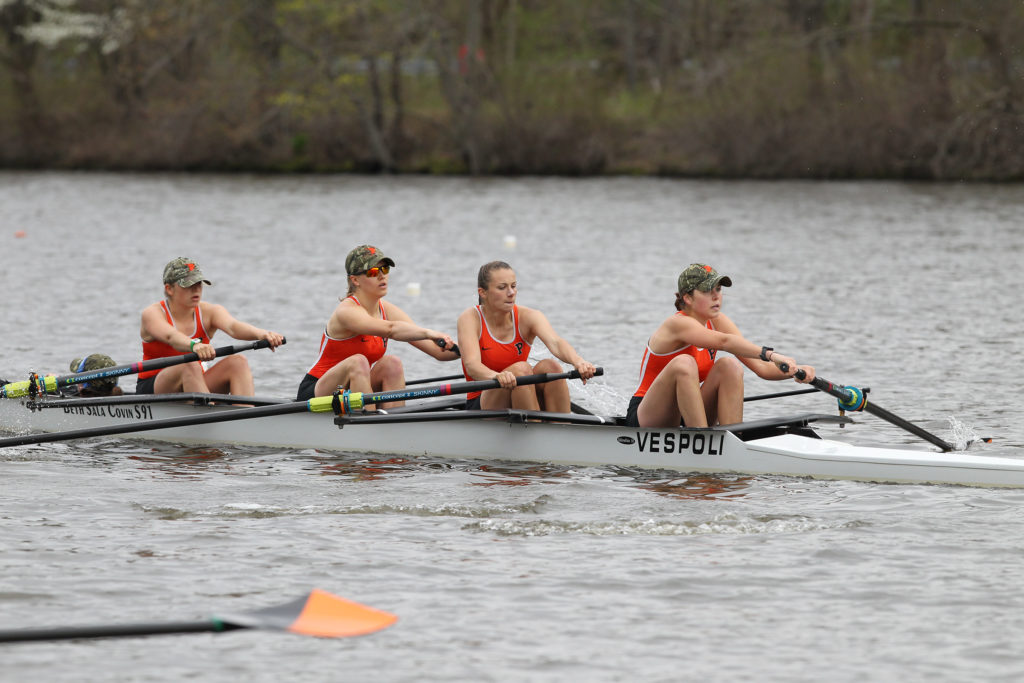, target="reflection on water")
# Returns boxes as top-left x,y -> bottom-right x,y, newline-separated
468,462 -> 576,487
633,472 -> 755,500
127,445 -> 238,478
316,454 -> 424,481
